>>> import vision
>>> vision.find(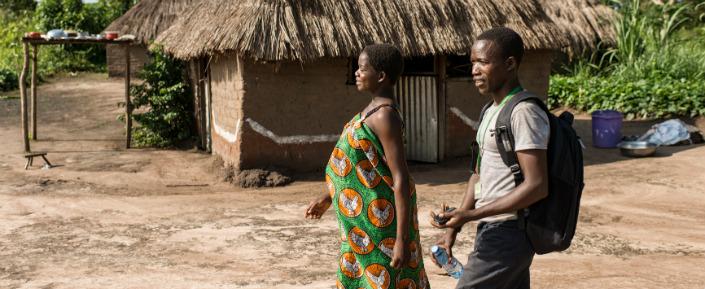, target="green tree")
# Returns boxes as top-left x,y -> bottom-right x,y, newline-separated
0,0 -> 36,15
129,46 -> 194,147
35,0 -> 86,31
119,0 -> 137,14
35,0 -> 62,31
